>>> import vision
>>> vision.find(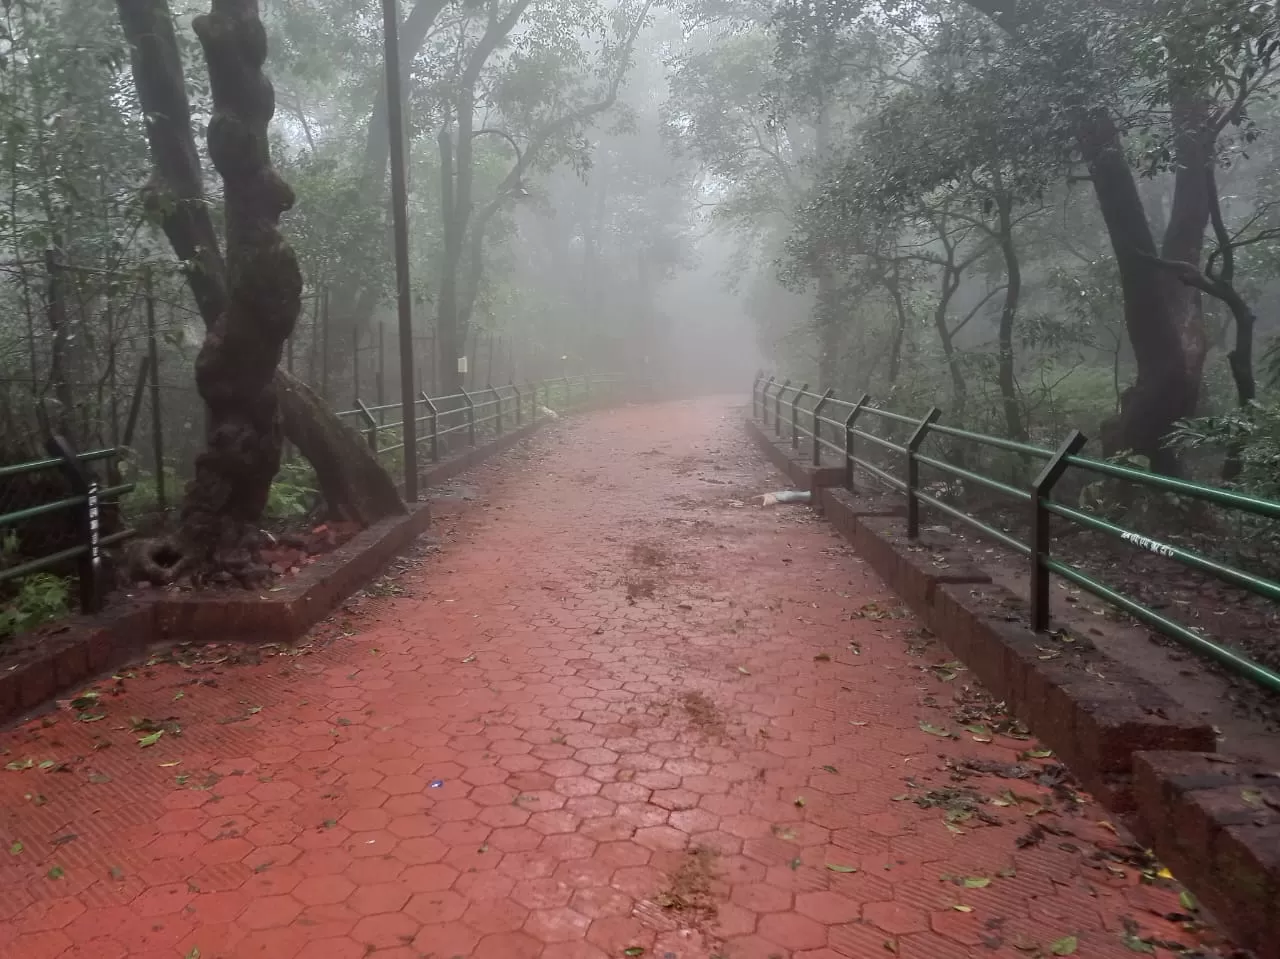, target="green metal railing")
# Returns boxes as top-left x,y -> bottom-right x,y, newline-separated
0,438 -> 135,615
335,373 -> 622,464
752,373 -> 1280,695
